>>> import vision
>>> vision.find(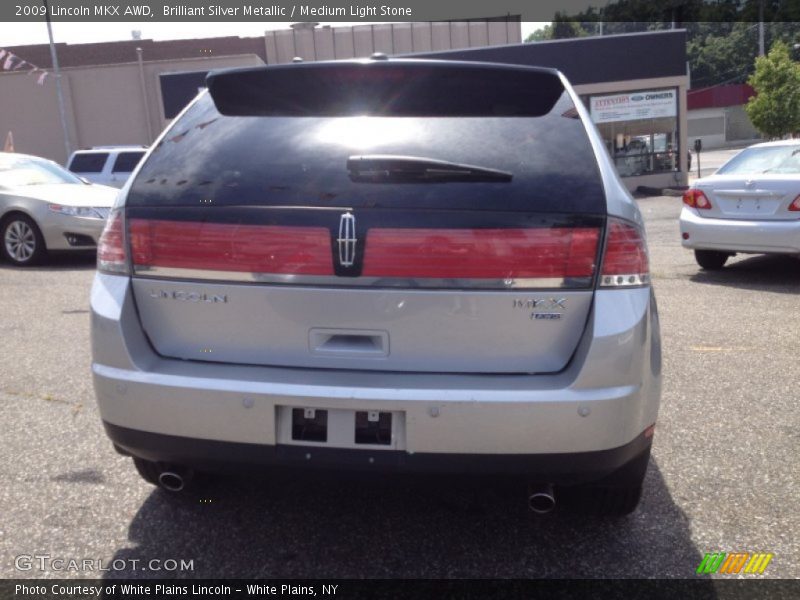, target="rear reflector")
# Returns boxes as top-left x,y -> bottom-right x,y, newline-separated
683,188 -> 712,209
97,210 -> 128,274
599,218 -> 649,288
129,219 -> 333,275
362,227 -> 600,281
